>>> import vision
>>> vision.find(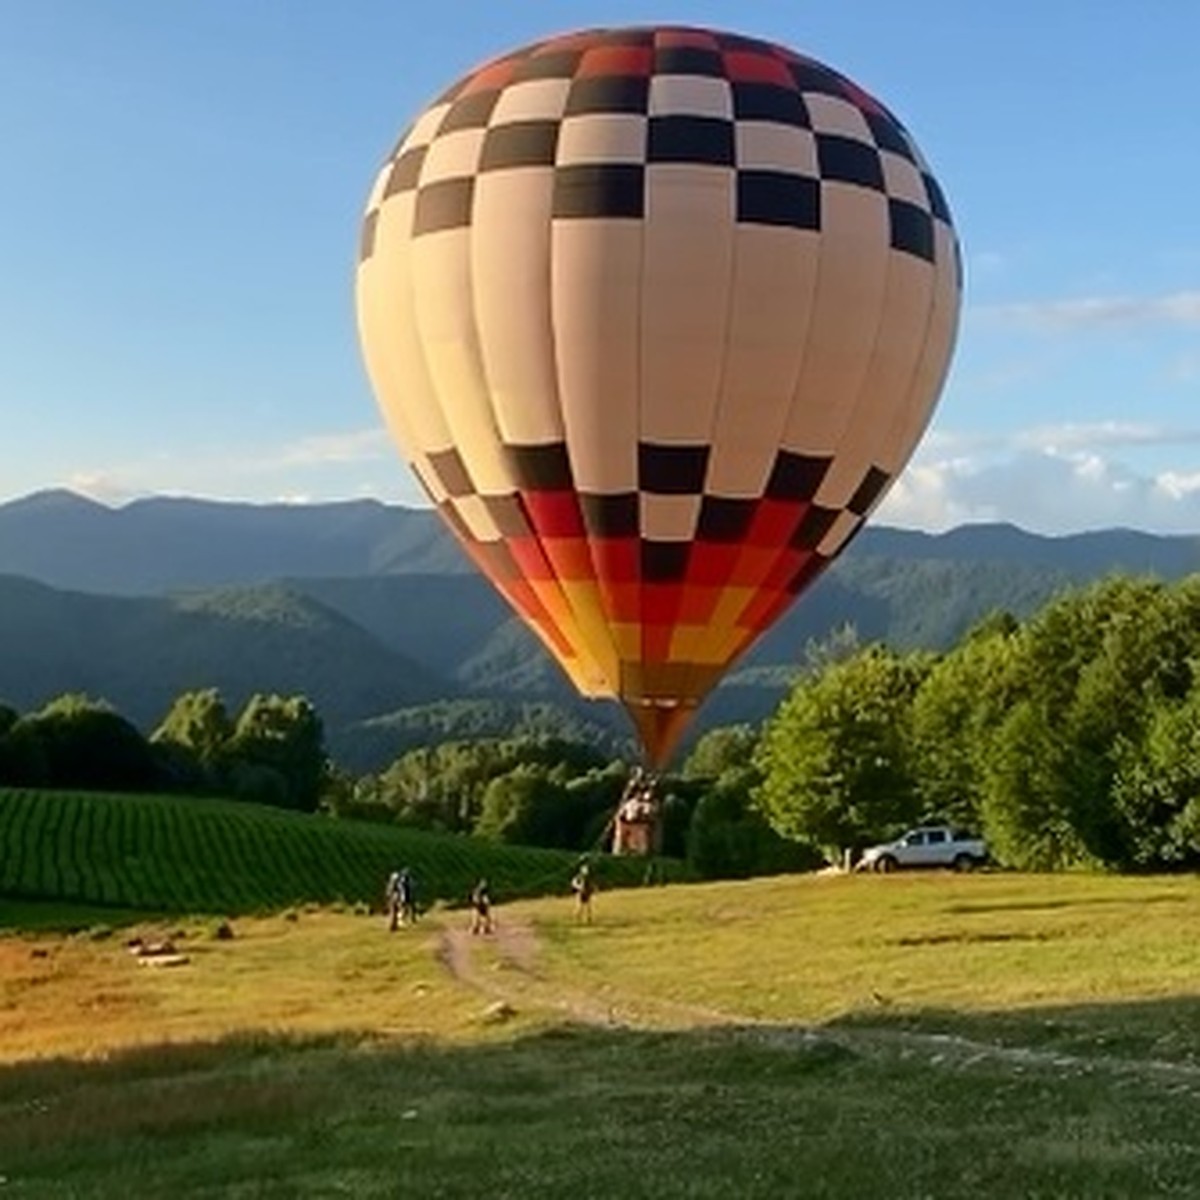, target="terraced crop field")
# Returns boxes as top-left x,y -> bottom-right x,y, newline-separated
0,787 -> 666,917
